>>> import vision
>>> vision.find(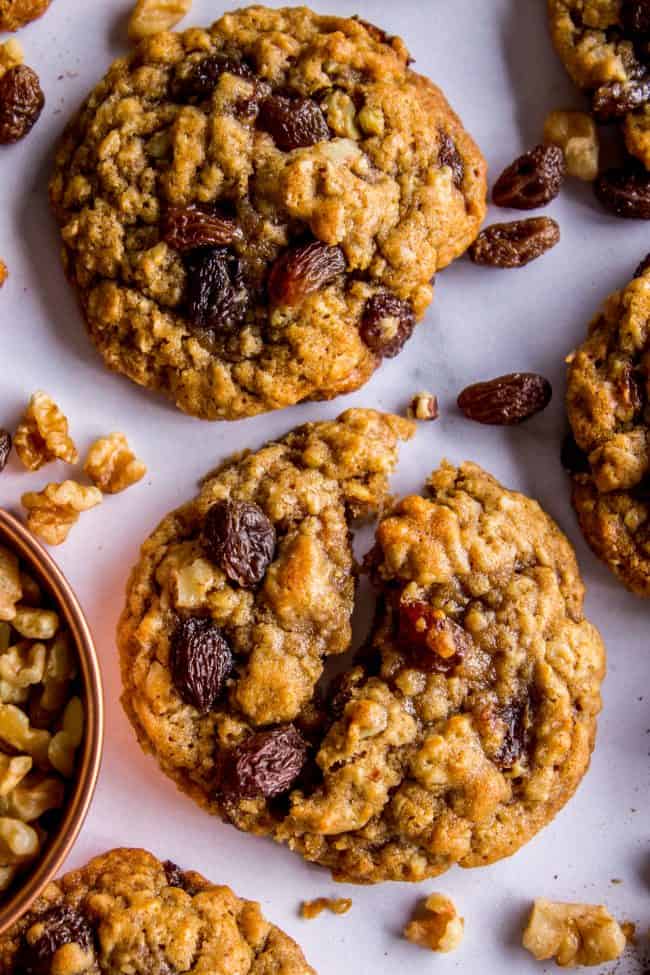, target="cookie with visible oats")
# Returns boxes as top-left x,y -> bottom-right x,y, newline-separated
0,848 -> 315,974
50,5 -> 486,420
567,262 -> 650,595
0,0 -> 50,31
